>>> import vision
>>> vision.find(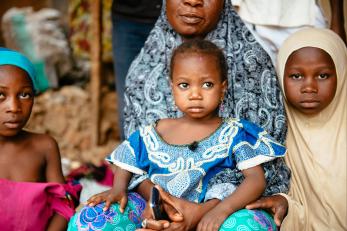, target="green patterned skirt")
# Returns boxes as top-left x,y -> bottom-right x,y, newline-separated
68,193 -> 277,231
